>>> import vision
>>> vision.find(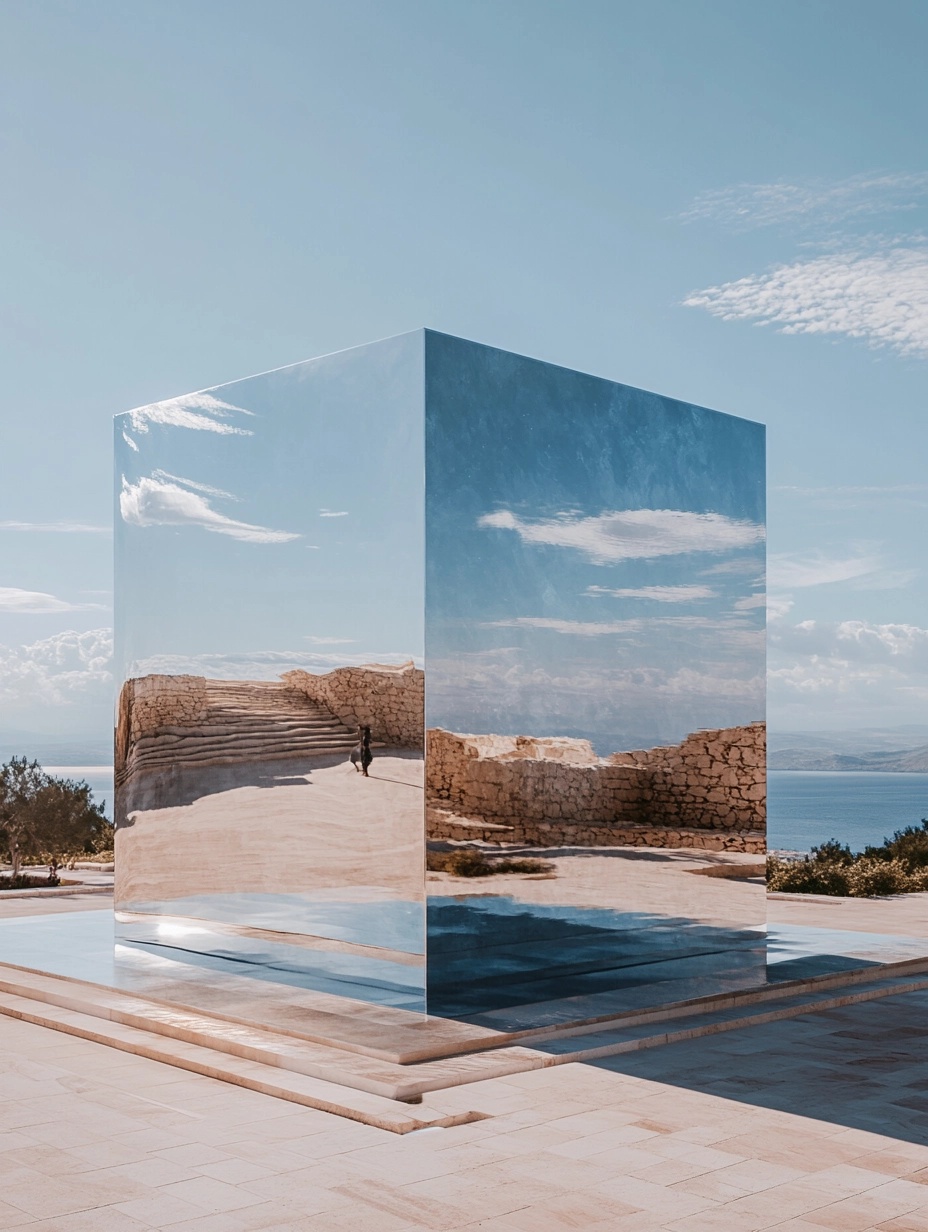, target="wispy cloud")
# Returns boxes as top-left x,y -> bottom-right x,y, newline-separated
774,483 -> 928,496
319,509 -> 349,518
681,172 -> 928,230
768,552 -> 882,590
304,635 -> 356,645
0,521 -> 111,535
478,508 -> 764,564
585,584 -> 716,603
119,474 -> 300,544
684,243 -> 928,358
484,615 -> 744,637
768,551 -> 914,591
125,392 -> 255,437
0,588 -> 109,614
